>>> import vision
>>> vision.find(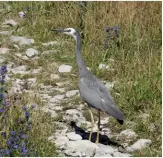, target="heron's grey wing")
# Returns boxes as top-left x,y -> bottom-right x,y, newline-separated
79,77 -> 124,121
